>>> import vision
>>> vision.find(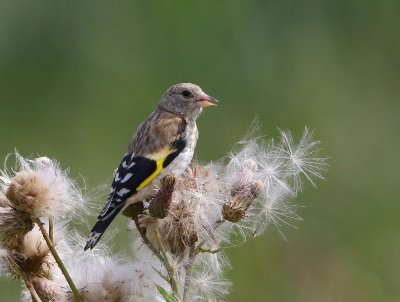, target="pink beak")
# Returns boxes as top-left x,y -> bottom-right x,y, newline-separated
195,92 -> 218,107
